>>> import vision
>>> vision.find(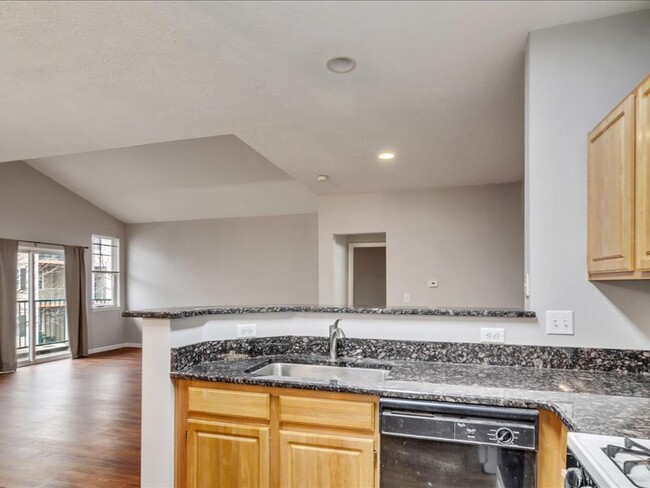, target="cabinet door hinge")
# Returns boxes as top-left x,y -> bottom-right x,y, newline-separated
373,449 -> 378,465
